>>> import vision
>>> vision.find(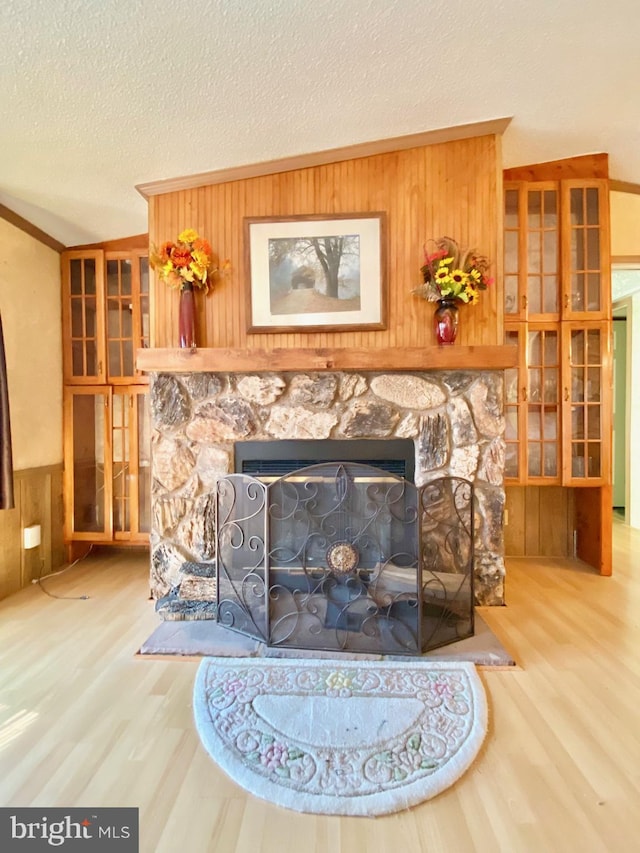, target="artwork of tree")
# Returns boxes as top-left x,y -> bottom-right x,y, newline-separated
268,234 -> 360,308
